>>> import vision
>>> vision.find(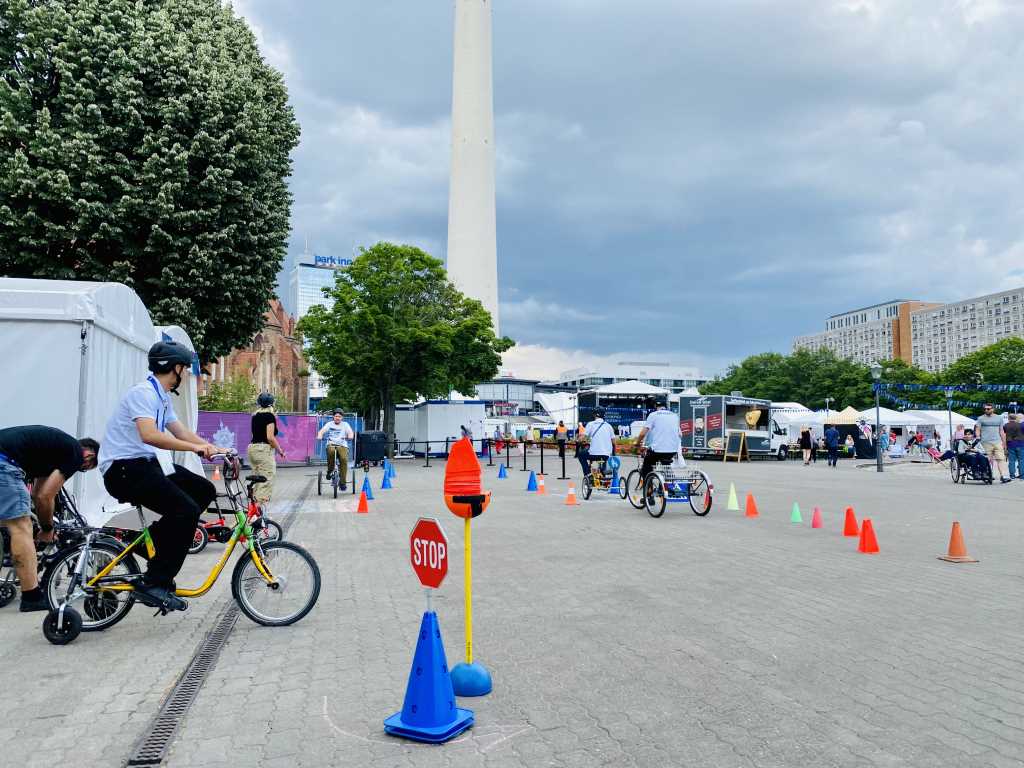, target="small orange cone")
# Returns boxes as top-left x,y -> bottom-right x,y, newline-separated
858,518 -> 879,554
212,464 -> 221,482
356,490 -> 369,514
938,521 -> 978,563
843,506 -> 859,537
745,493 -> 759,518
537,474 -> 546,495
565,483 -> 580,506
